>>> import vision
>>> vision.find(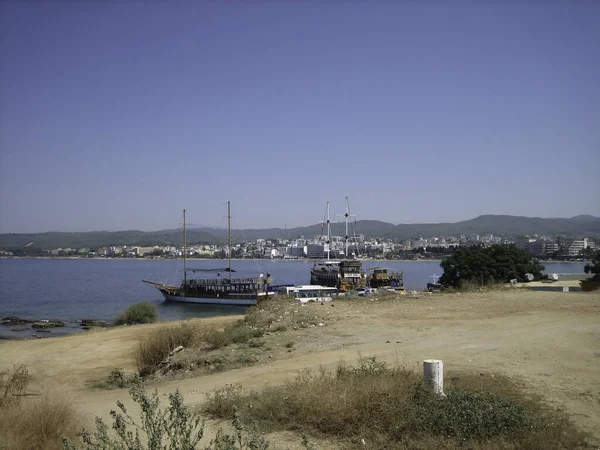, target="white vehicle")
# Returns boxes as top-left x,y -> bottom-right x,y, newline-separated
355,287 -> 376,296
288,285 -> 338,303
